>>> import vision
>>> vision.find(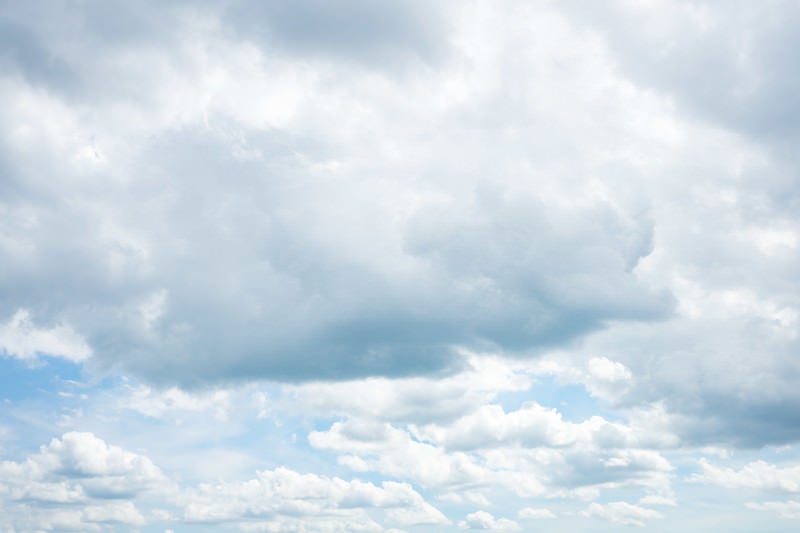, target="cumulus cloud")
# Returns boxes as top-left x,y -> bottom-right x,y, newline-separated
0,309 -> 91,363
692,459 -> 800,493
0,431 -> 451,532
0,432 -> 166,501
120,382 -> 231,421
534,356 -> 634,402
285,354 -> 533,424
0,0 -> 797,463
0,432 -> 164,531
415,402 -> 638,450
310,418 -> 493,491
581,501 -> 663,527
3,1 -> 800,529
458,510 -> 520,531
178,466 -> 448,530
0,0 -> 678,385
309,403 -> 674,501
